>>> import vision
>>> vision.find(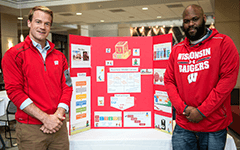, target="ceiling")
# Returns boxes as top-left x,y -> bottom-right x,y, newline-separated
0,0 -> 215,34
